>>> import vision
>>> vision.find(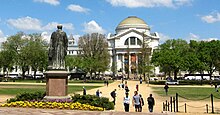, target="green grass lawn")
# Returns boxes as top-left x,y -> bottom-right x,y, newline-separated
0,85 -> 99,95
152,87 -> 220,100
4,79 -> 113,84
